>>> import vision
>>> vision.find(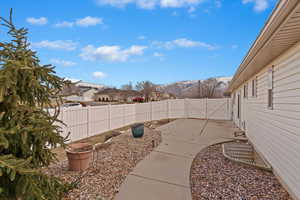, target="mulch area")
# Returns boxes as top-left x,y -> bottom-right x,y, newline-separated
46,127 -> 162,200
190,145 -> 293,200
